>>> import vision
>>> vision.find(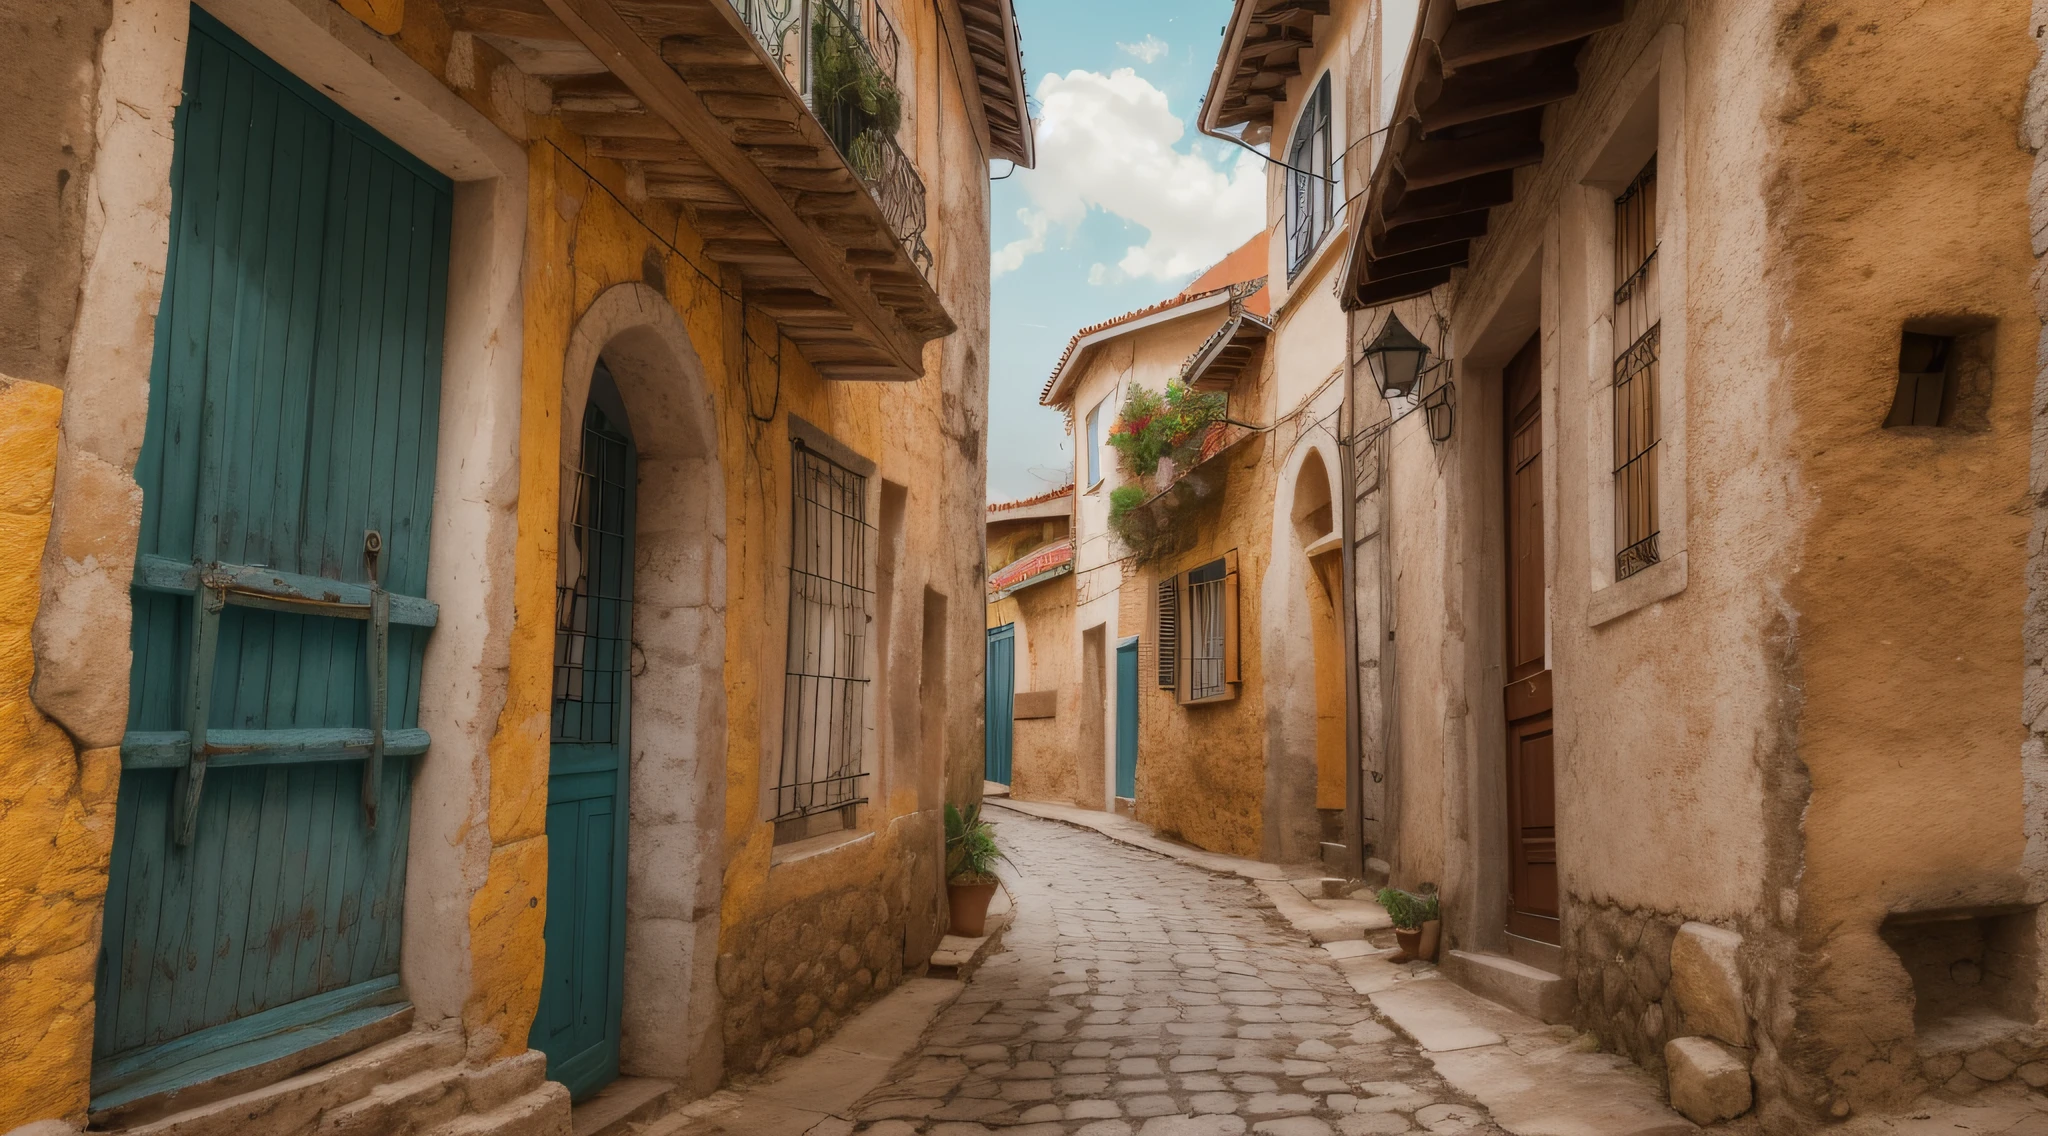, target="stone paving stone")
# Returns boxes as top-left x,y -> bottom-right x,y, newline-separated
848,813 -> 1501,1136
